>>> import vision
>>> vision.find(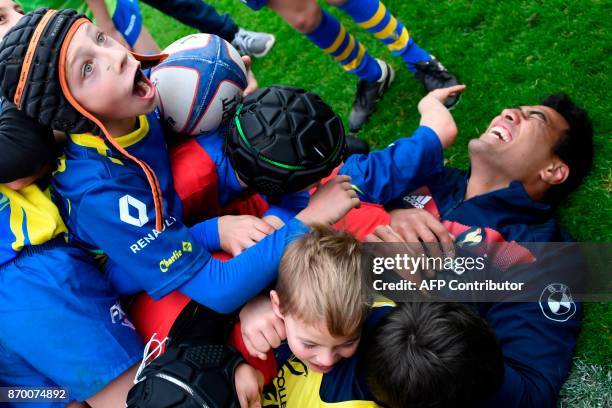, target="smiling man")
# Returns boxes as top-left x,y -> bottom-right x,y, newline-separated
332,93 -> 594,407
465,101 -> 586,204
